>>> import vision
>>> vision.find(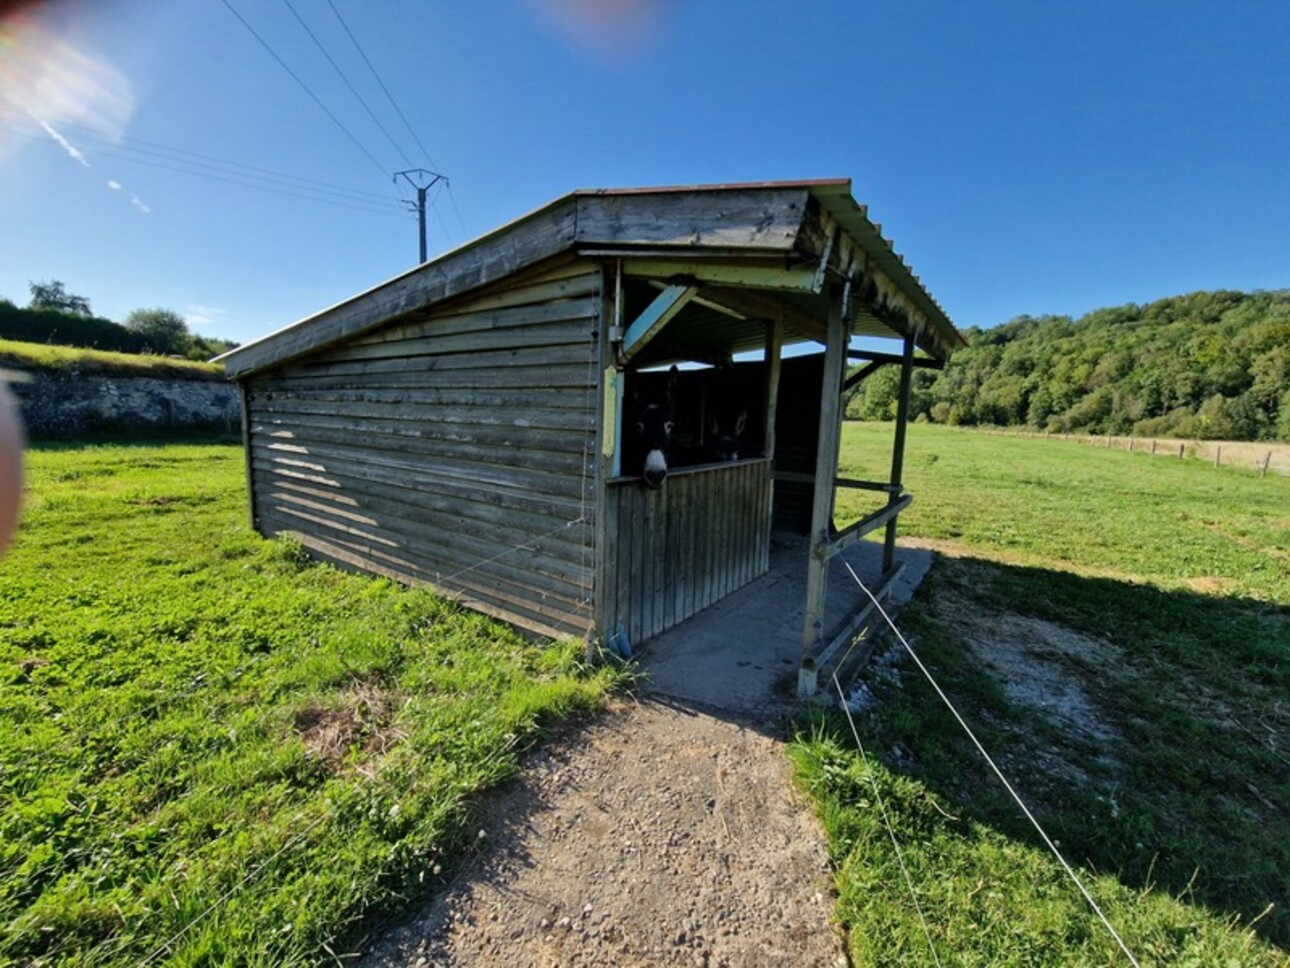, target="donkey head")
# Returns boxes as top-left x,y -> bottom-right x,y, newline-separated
709,410 -> 748,462
634,365 -> 678,488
